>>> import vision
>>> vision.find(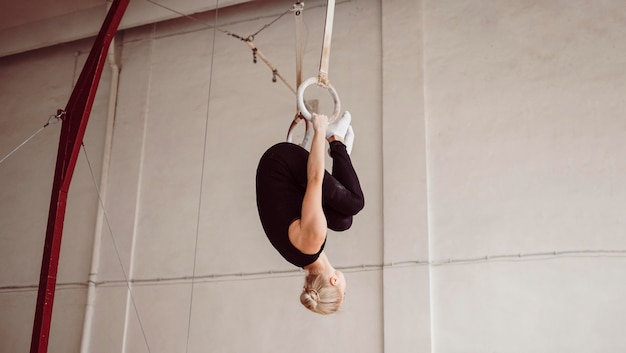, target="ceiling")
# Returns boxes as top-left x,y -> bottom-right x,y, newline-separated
0,0 -> 253,57
1,0 -> 107,30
